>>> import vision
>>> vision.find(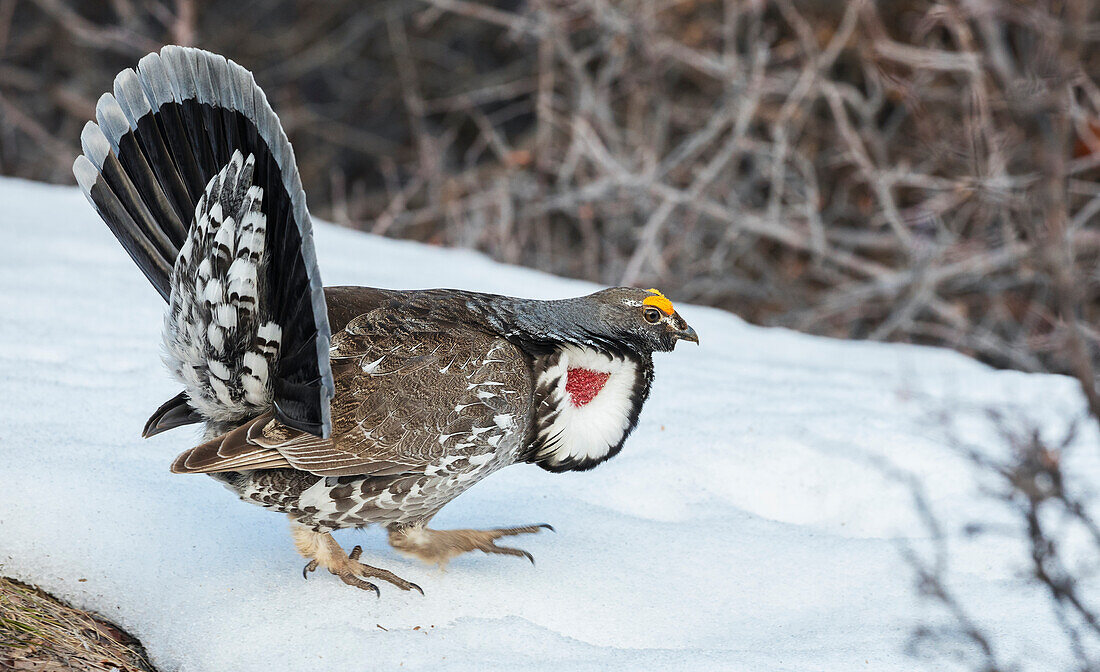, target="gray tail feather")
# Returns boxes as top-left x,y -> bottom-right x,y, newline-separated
74,46 -> 334,438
